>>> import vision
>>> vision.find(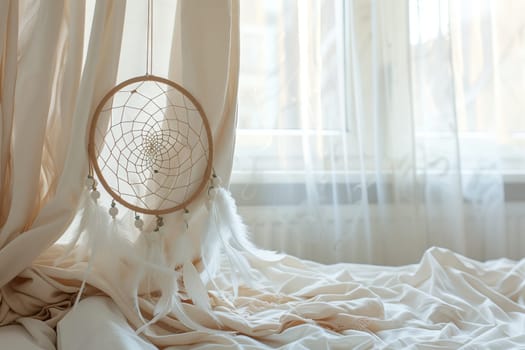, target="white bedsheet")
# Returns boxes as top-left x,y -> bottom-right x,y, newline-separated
3,247 -> 525,349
